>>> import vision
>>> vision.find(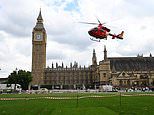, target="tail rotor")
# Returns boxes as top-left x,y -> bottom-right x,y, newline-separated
117,31 -> 124,39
